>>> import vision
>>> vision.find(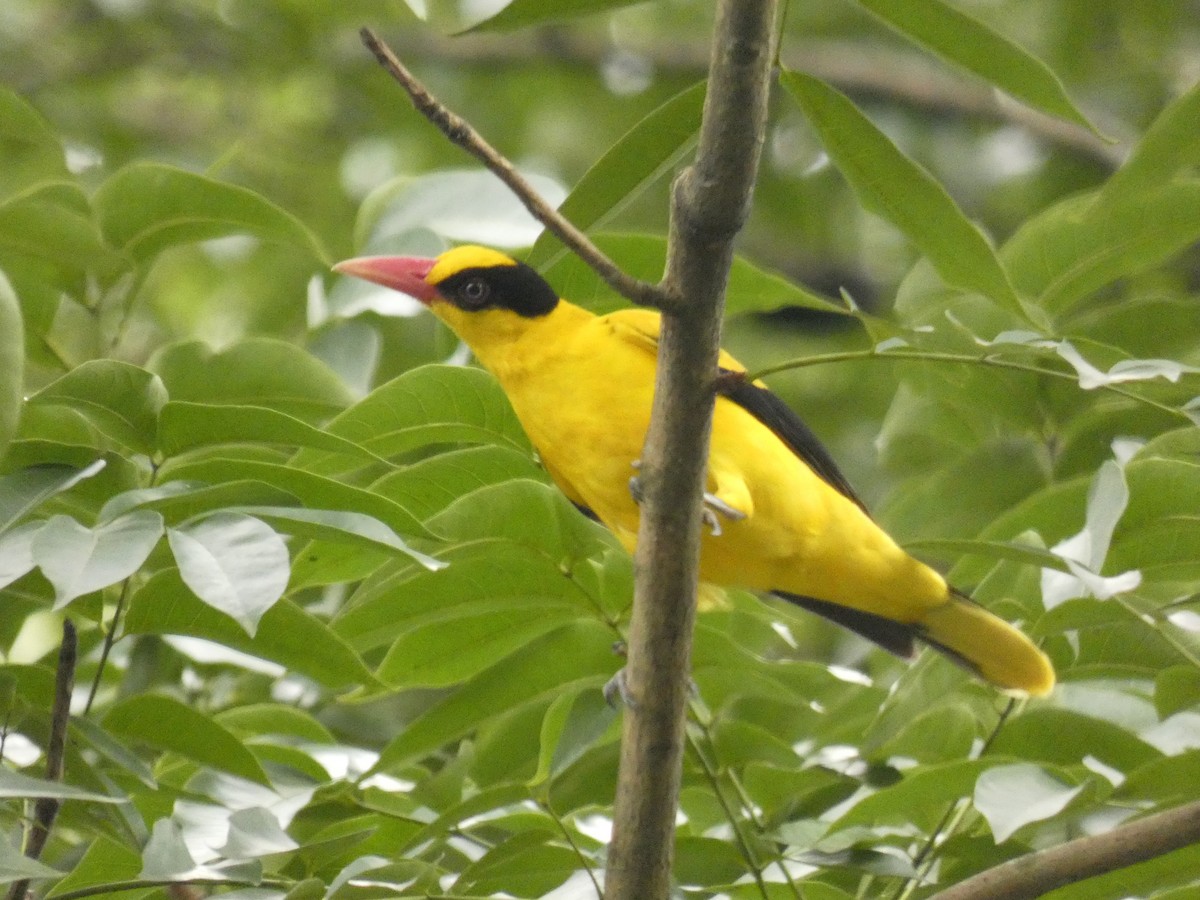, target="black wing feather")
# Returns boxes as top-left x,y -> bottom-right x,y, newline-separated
719,372 -> 869,514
